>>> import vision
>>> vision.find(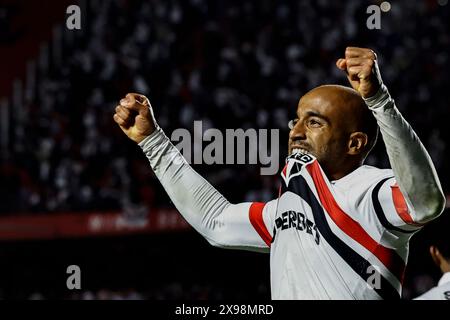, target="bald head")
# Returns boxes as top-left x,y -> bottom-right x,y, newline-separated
303,85 -> 378,157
